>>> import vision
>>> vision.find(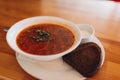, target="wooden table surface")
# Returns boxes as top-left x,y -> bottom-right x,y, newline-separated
0,0 -> 120,80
